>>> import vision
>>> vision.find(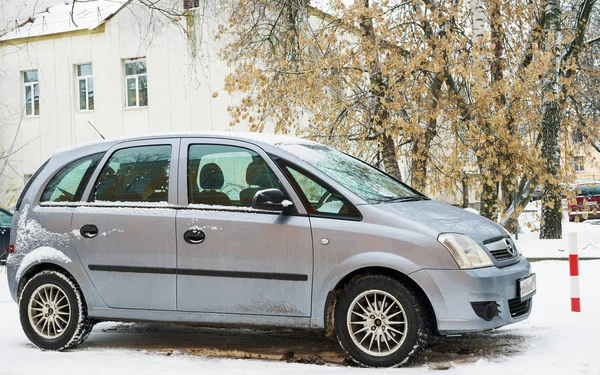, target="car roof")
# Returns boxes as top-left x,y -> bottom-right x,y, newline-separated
56,132 -> 308,152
